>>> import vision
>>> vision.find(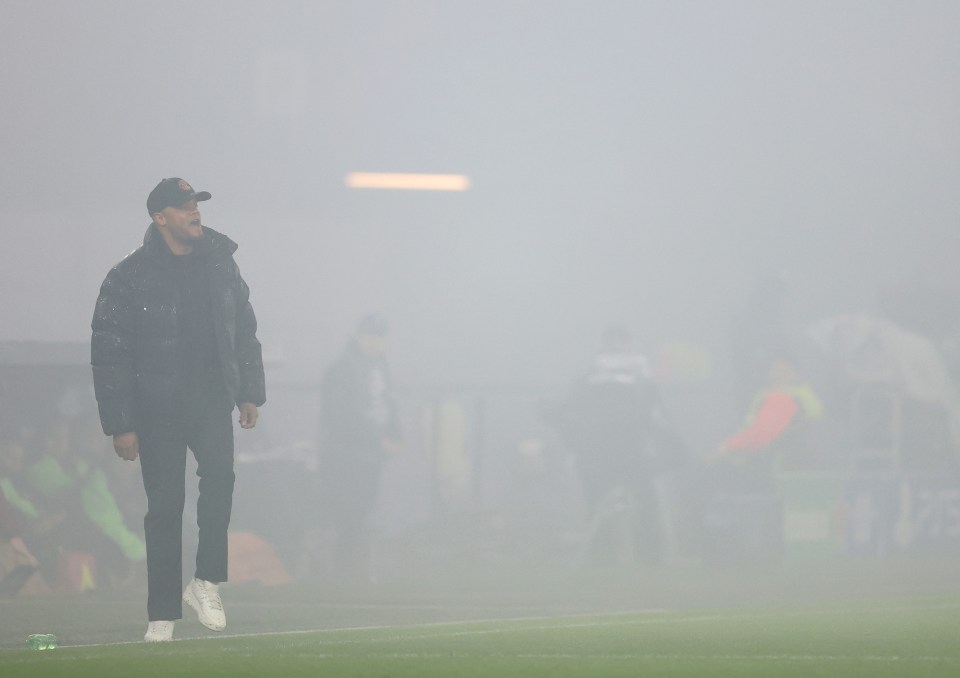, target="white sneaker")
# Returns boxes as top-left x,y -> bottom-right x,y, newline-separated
144,620 -> 174,642
183,578 -> 226,631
